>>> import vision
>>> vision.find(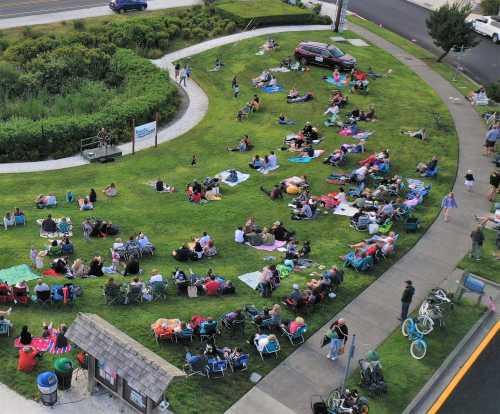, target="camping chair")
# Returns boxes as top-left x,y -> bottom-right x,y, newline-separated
205,359 -> 228,378
104,285 -> 125,305
424,166 -> 438,178
220,314 -> 245,337
228,353 -> 249,373
199,320 -> 219,343
0,320 -> 11,337
48,245 -> 62,257
150,281 -> 167,302
12,286 -> 29,305
257,338 -> 281,360
0,284 -> 14,304
36,290 -> 52,306
51,284 -> 75,305
378,220 -> 393,235
176,328 -> 194,345
14,215 -> 26,226
61,243 -> 74,255
155,328 -> 176,344
184,357 -> 208,377
126,285 -> 143,305
281,325 -> 307,345
405,217 -> 420,233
